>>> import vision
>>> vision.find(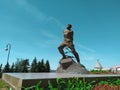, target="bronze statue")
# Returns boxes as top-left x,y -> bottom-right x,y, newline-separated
58,24 -> 80,64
